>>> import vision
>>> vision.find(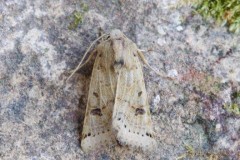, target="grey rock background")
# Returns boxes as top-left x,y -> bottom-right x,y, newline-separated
0,0 -> 240,159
